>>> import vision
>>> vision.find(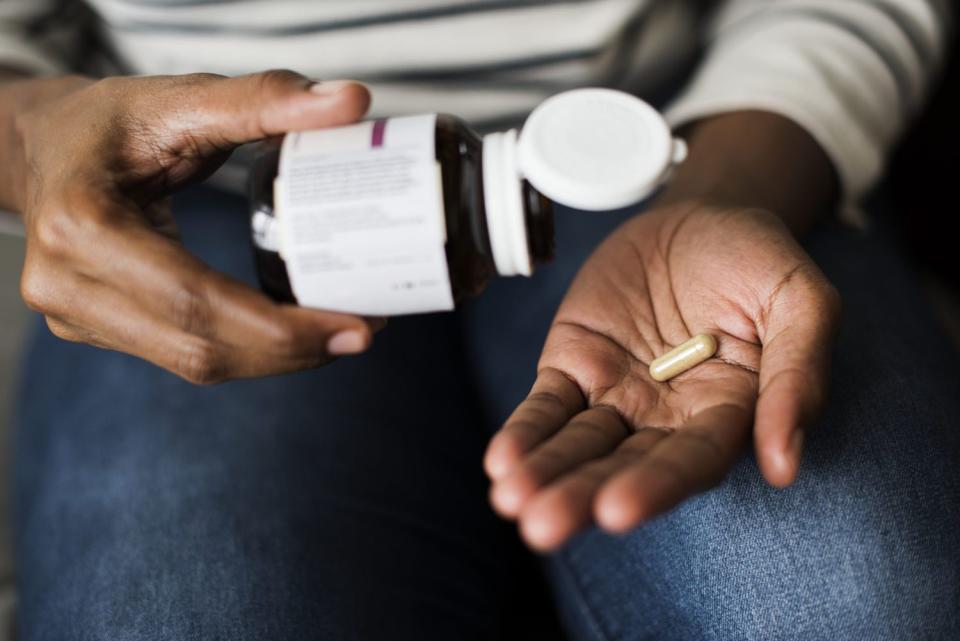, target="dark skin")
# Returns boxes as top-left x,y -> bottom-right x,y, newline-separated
485,112 -> 842,549
1,70 -> 382,383
0,70 -> 841,549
